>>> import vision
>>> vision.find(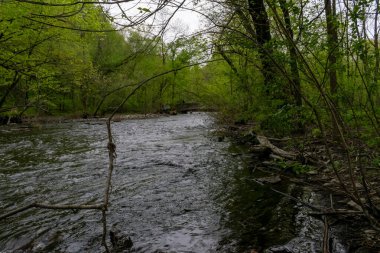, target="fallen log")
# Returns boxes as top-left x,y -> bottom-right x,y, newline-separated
256,135 -> 297,160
